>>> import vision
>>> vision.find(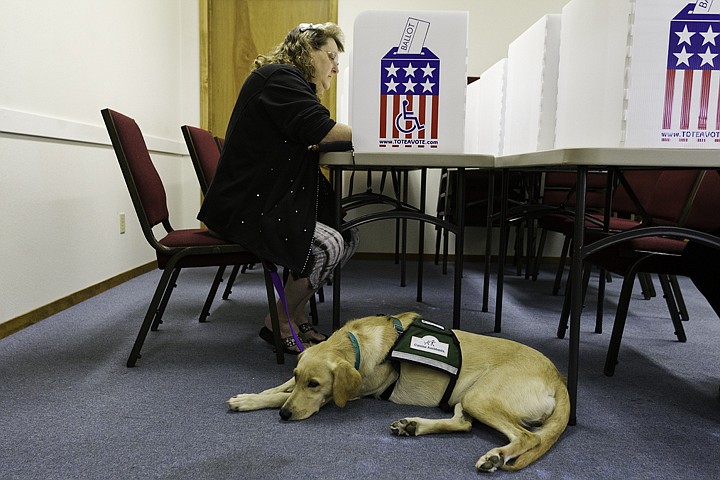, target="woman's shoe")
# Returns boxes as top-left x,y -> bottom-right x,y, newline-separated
298,323 -> 328,343
259,327 -> 301,355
